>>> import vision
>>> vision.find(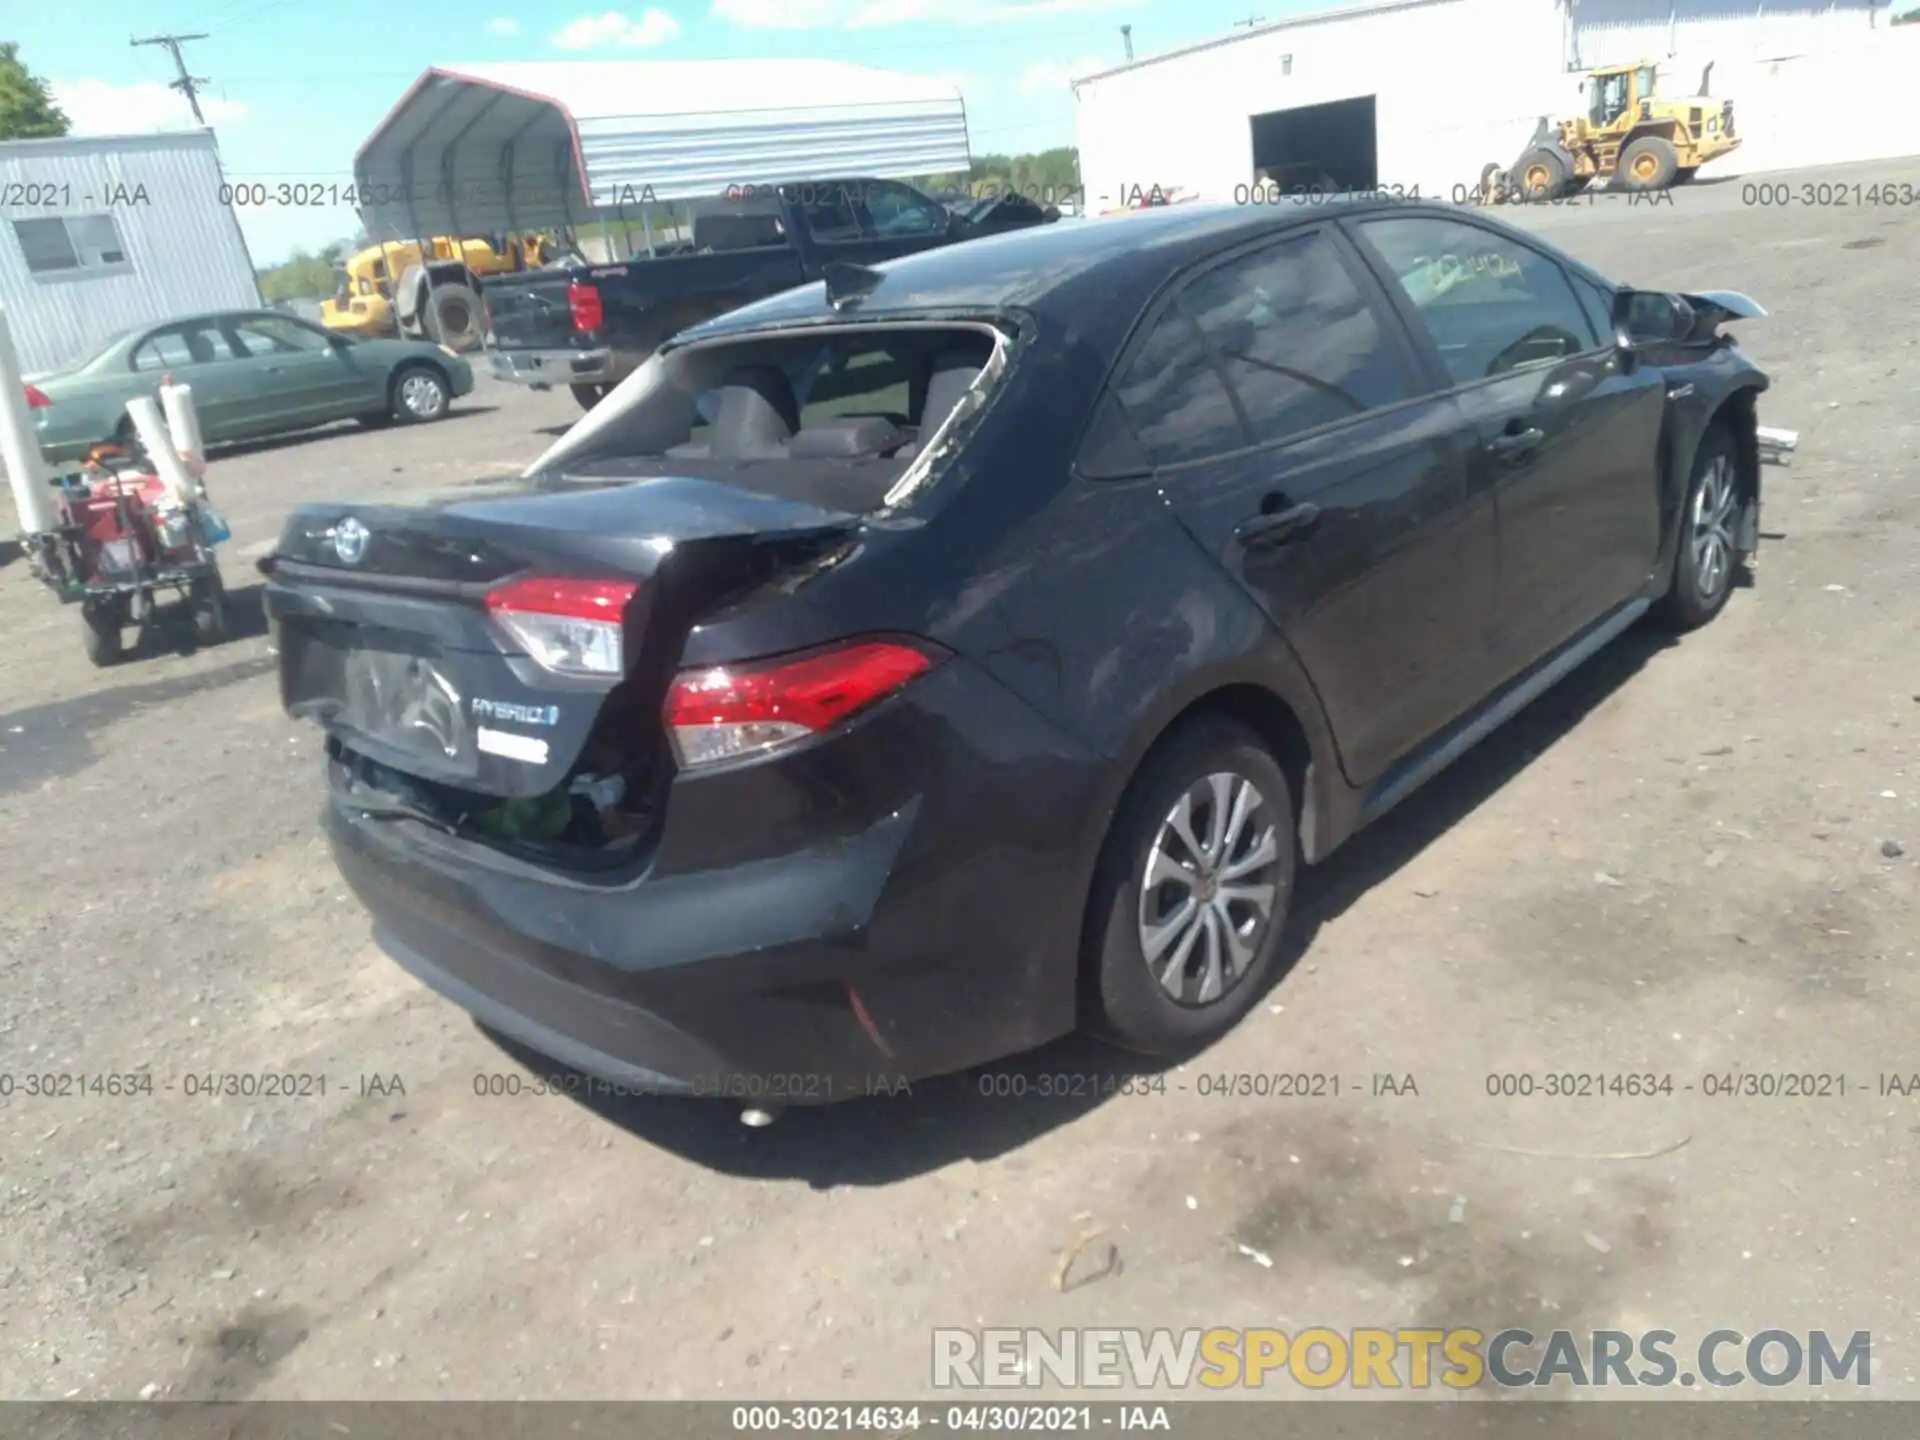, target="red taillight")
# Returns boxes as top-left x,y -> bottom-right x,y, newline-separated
484,576 -> 636,677
24,384 -> 51,408
664,639 -> 937,770
567,281 -> 603,333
